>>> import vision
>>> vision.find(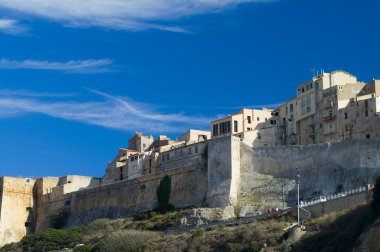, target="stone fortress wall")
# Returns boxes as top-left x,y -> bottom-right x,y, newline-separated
237,139 -> 380,212
1,137 -> 380,247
